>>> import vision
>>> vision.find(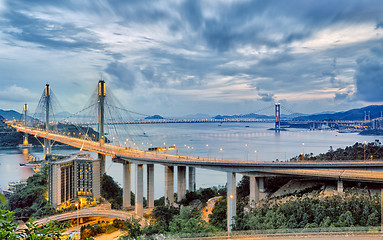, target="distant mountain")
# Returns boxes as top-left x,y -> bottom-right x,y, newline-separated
145,115 -> 164,120
293,105 -> 383,121
280,113 -> 307,119
0,109 -> 23,121
214,113 -> 273,119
